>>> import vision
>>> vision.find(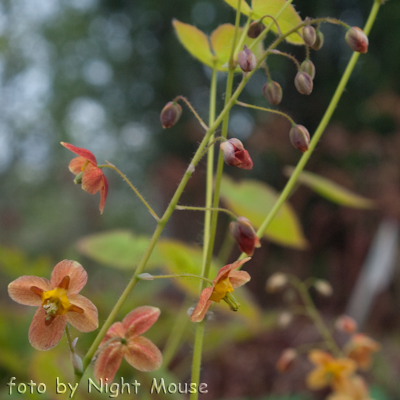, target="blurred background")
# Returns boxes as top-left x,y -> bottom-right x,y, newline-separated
1,0 -> 400,399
